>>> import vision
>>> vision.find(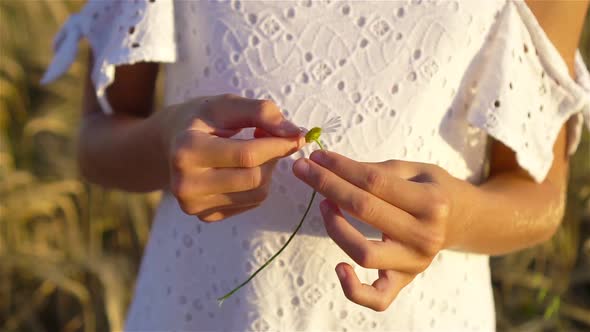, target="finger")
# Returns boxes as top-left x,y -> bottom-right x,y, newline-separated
181,131 -> 304,168
335,263 -> 410,312
320,199 -> 430,273
204,94 -> 302,137
210,128 -> 242,138
253,127 -> 272,138
203,188 -> 269,209
177,187 -> 269,215
188,161 -> 276,194
197,204 -> 259,223
310,150 -> 434,216
293,158 -> 419,246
